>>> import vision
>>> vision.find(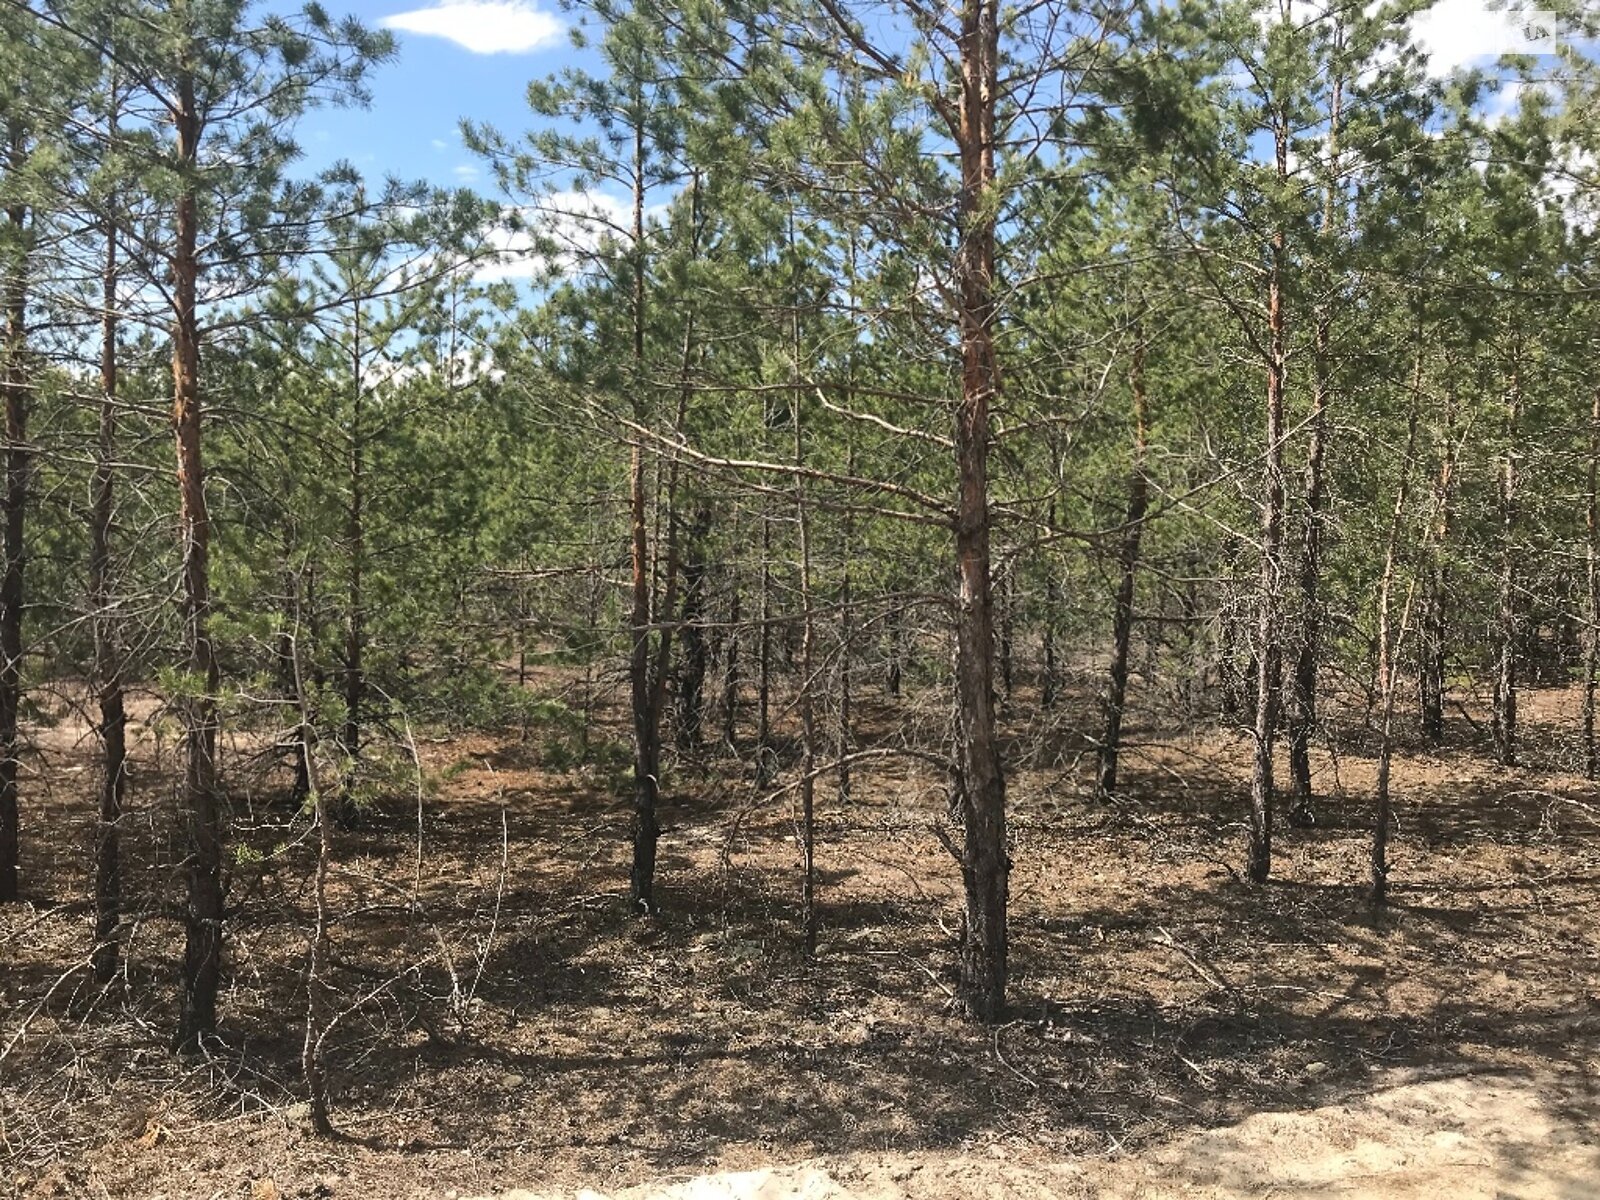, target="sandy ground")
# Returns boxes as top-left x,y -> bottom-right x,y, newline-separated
478,1071 -> 1600,1199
